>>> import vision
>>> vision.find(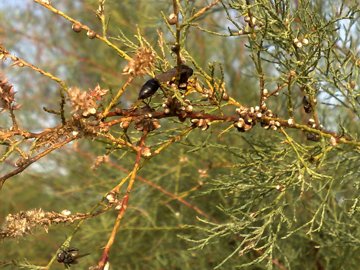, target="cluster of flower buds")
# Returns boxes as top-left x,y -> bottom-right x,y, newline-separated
244,15 -> 263,28
162,97 -> 181,114
162,97 -> 194,122
68,86 -> 108,117
293,37 -> 309,48
308,118 -> 317,129
123,47 -> 155,76
105,191 -> 121,209
91,155 -> 110,170
236,106 -> 254,118
233,105 -> 282,132
134,112 -> 161,132
162,98 -> 172,114
201,87 -> 215,101
259,107 -> 281,130
234,117 -> 253,132
191,118 -> 210,130
234,106 -> 259,132
198,87 -> 229,105
177,99 -> 193,121
141,146 -> 152,157
262,119 -> 281,131
198,169 -> 209,178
